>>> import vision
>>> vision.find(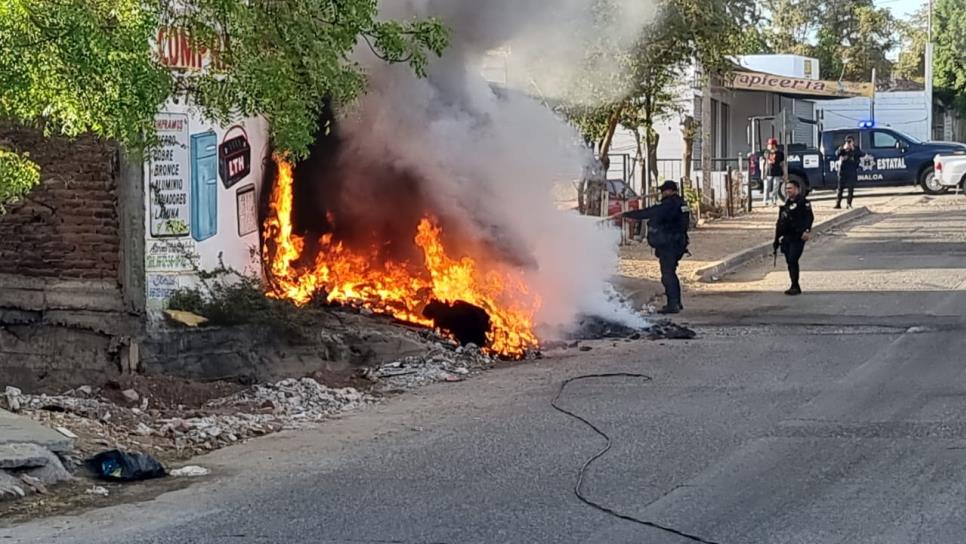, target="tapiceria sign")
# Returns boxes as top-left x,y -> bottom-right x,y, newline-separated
727,71 -> 874,98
